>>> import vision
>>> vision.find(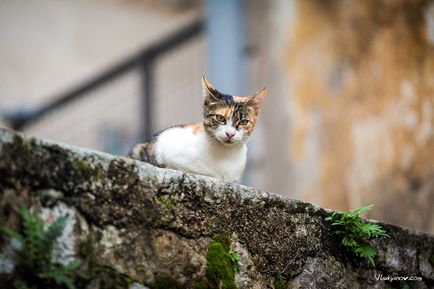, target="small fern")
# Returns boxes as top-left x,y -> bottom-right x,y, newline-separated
325,204 -> 388,267
2,207 -> 80,289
